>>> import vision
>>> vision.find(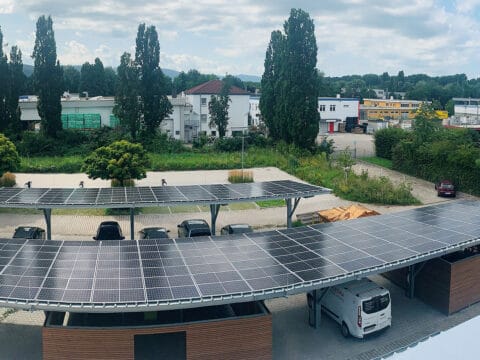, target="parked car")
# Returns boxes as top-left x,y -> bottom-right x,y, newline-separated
12,226 -> 46,240
220,223 -> 253,235
93,221 -> 125,240
139,227 -> 170,239
177,219 -> 211,238
435,180 -> 456,197
316,278 -> 391,338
